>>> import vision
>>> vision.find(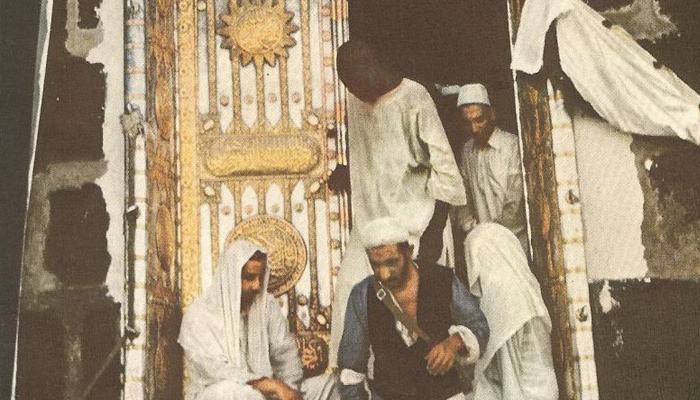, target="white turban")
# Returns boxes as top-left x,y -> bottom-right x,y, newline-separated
359,217 -> 410,249
457,83 -> 491,107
